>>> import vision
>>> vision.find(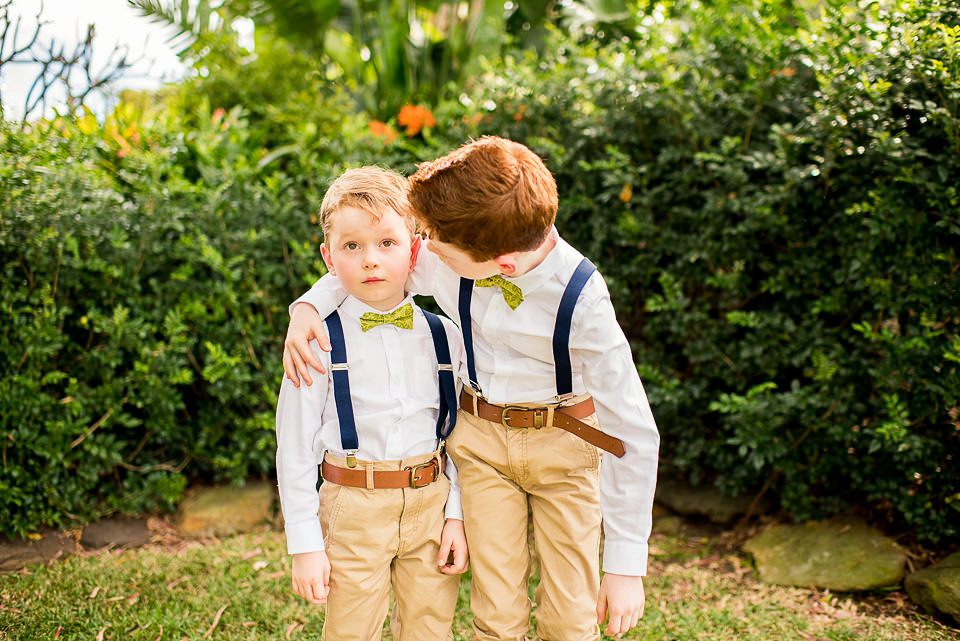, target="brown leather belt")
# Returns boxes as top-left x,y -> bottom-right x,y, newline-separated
459,389 -> 626,458
321,456 -> 442,489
